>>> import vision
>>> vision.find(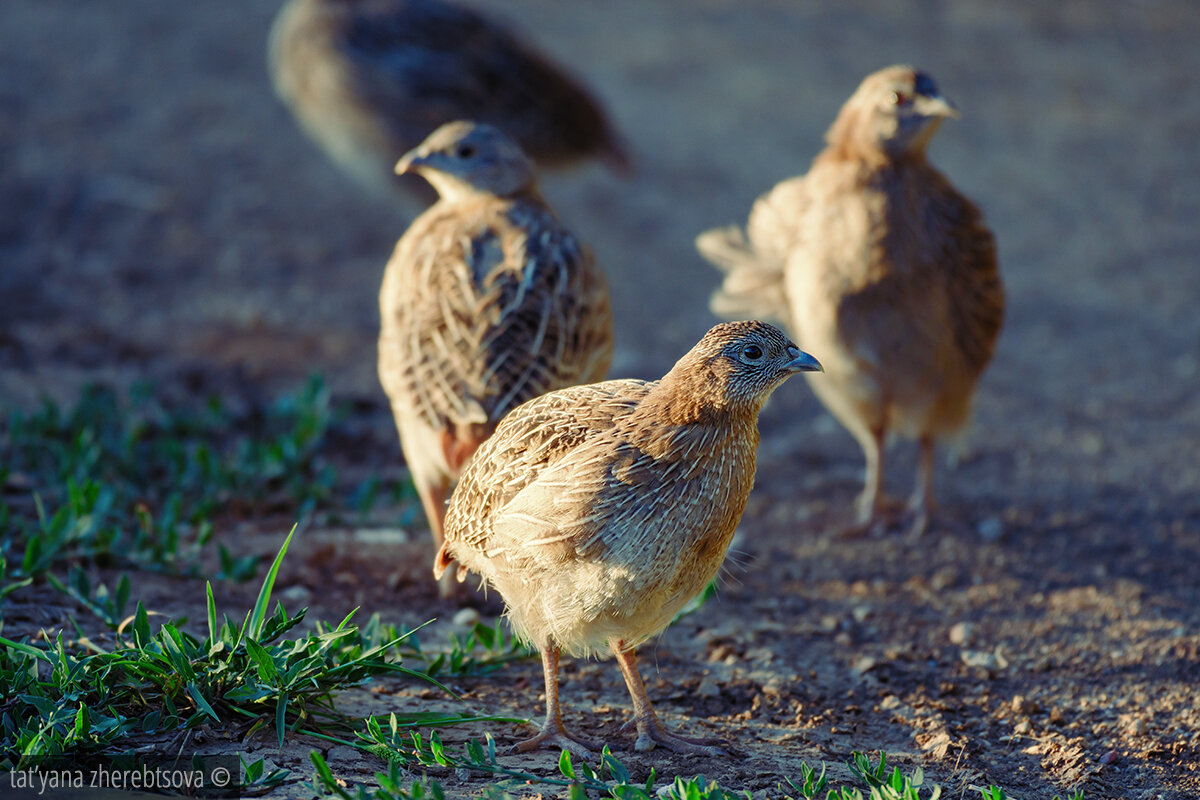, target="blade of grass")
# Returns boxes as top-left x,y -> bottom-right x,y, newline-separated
246,523 -> 297,643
